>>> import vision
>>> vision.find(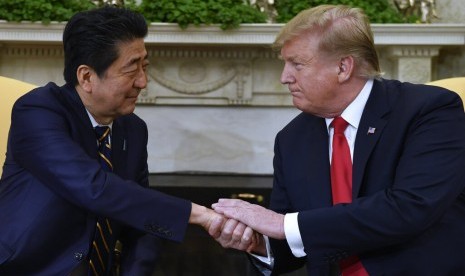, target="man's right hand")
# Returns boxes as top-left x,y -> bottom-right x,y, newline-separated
212,198 -> 285,240
209,217 -> 267,256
